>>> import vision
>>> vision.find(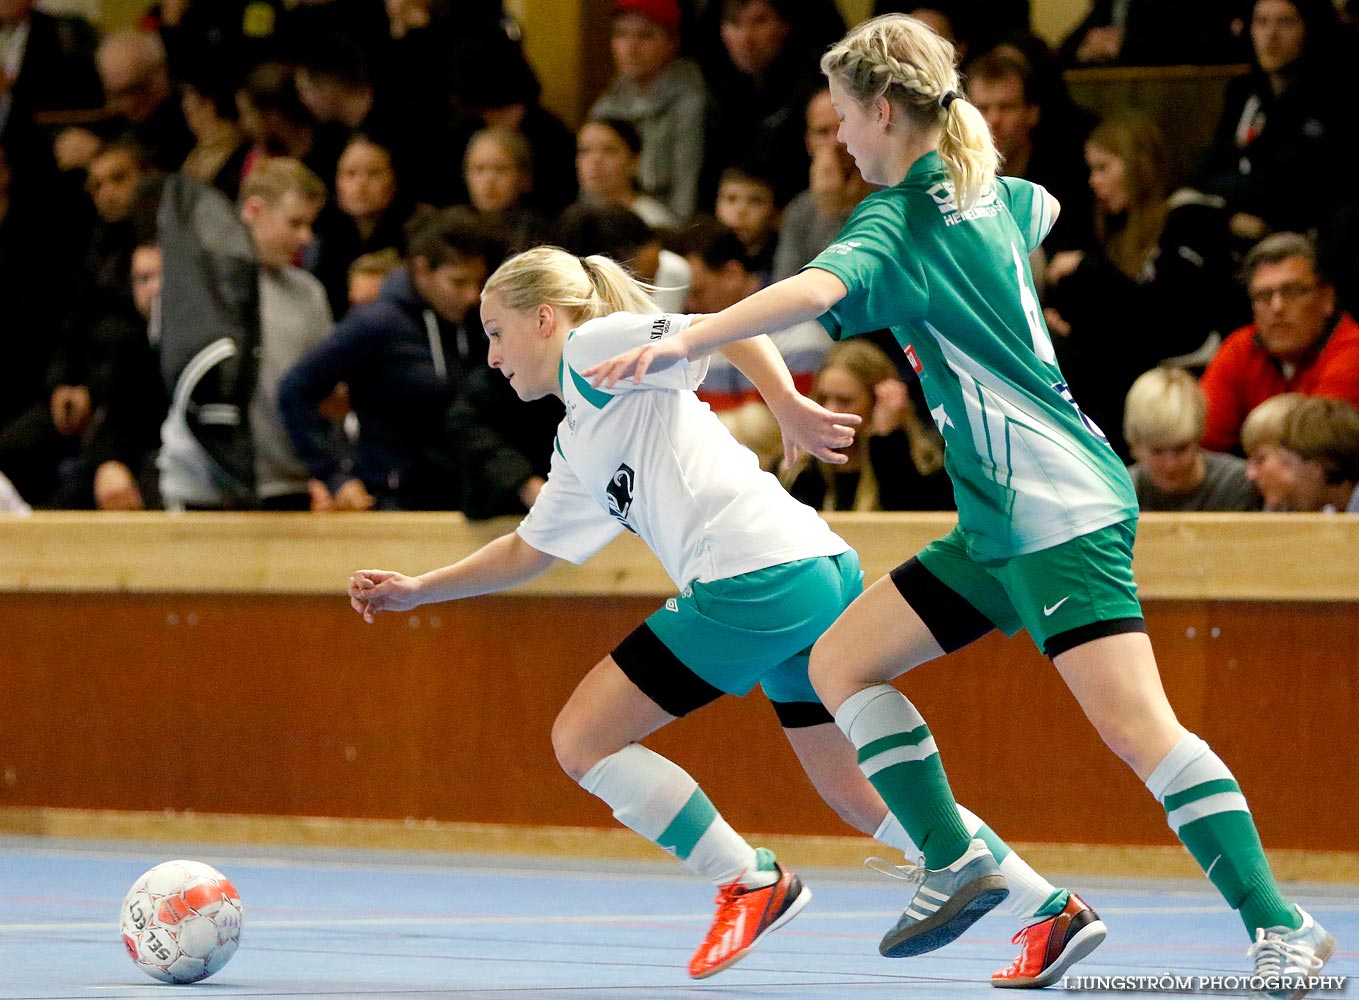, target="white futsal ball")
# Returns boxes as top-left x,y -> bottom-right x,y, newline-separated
119,860 -> 243,983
